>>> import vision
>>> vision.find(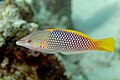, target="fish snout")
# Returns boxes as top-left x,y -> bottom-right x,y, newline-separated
16,40 -> 26,46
